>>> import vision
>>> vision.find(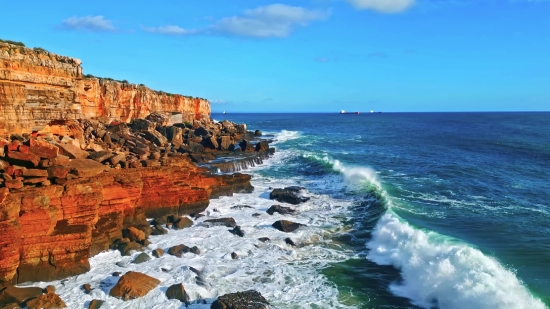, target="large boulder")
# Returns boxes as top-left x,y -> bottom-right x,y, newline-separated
109,271 -> 160,301
28,139 -> 59,159
203,218 -> 237,228
173,217 -> 193,229
211,290 -> 270,309
131,253 -> 151,264
25,293 -> 66,309
255,141 -> 269,152
266,205 -> 296,216
168,244 -> 200,257
68,159 -> 107,178
239,140 -> 255,152
145,112 -> 170,126
269,187 -> 310,205
165,284 -> 190,303
0,286 -> 43,306
56,143 -> 89,159
272,220 -> 304,233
